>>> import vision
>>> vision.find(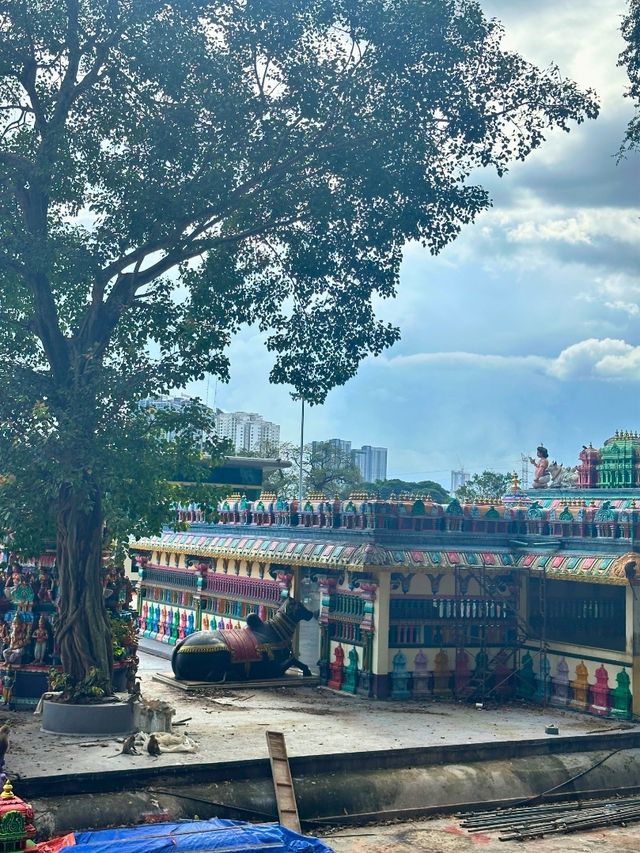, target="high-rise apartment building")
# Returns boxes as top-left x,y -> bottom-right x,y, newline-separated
451,469 -> 470,492
215,411 -> 280,454
352,445 -> 388,483
311,438 -> 388,482
311,438 -> 352,457
139,394 -> 218,444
